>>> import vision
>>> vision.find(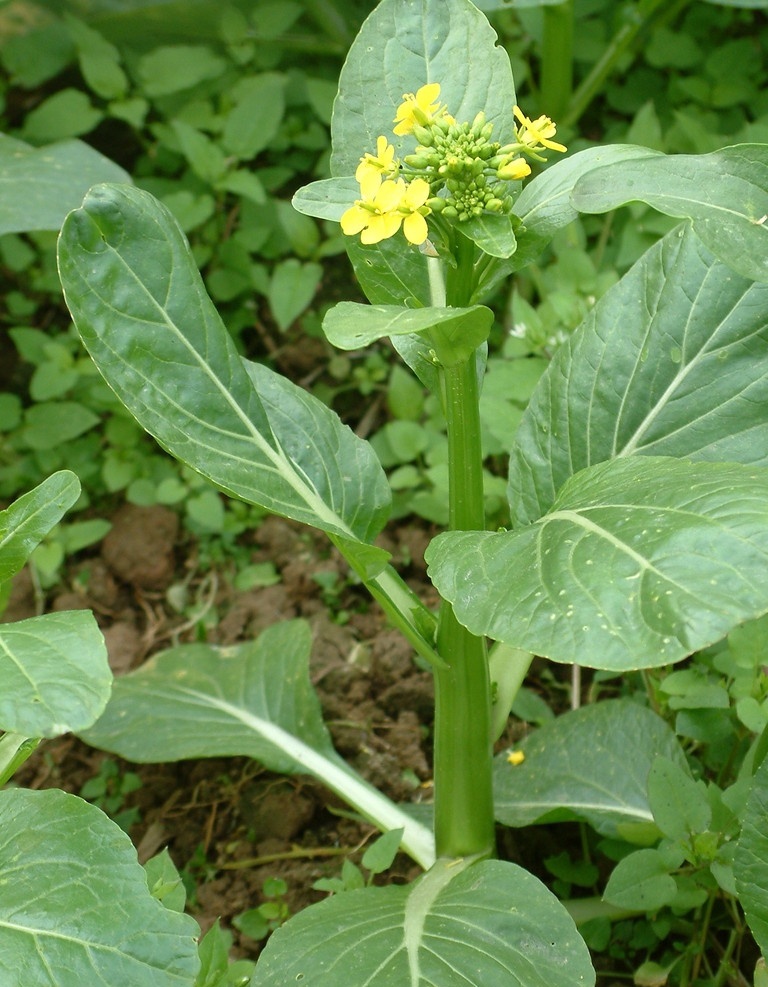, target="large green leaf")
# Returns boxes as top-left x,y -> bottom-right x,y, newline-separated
80,620 -> 435,868
513,144 -> 660,241
0,135 -> 129,235
57,183 -> 390,545
323,302 -> 493,366
0,611 -> 110,736
251,856 -> 594,987
494,700 -> 684,839
509,225 -> 768,525
0,788 -> 199,986
0,471 -> 80,584
734,756 -> 768,955
427,457 -> 768,670
571,144 -> 768,282
330,0 -> 517,177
